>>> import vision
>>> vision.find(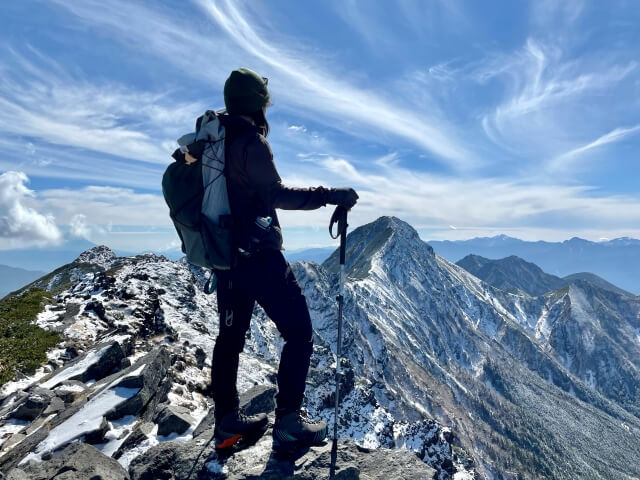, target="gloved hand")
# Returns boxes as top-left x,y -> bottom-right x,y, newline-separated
327,187 -> 359,210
